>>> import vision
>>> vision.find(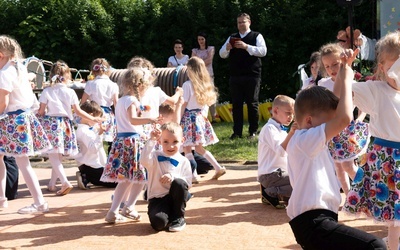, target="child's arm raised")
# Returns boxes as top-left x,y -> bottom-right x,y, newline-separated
325,49 -> 358,141
127,102 -> 162,125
